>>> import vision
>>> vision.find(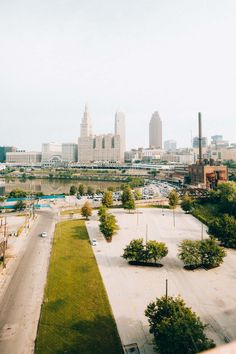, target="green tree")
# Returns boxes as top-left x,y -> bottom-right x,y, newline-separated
208,214 -> 236,248
199,238 -> 226,268
102,191 -> 113,208
134,189 -> 142,200
87,186 -> 94,196
69,185 -> 77,195
145,295 -> 215,354
81,201 -> 92,220
98,205 -> 108,222
178,240 -> 202,268
9,189 -> 27,198
122,186 -> 135,212
168,189 -> 179,209
78,184 -> 85,196
15,200 -> 26,211
217,181 -> 236,204
99,213 -> 119,241
122,239 -> 145,262
181,193 -> 194,213
146,240 -> 168,263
